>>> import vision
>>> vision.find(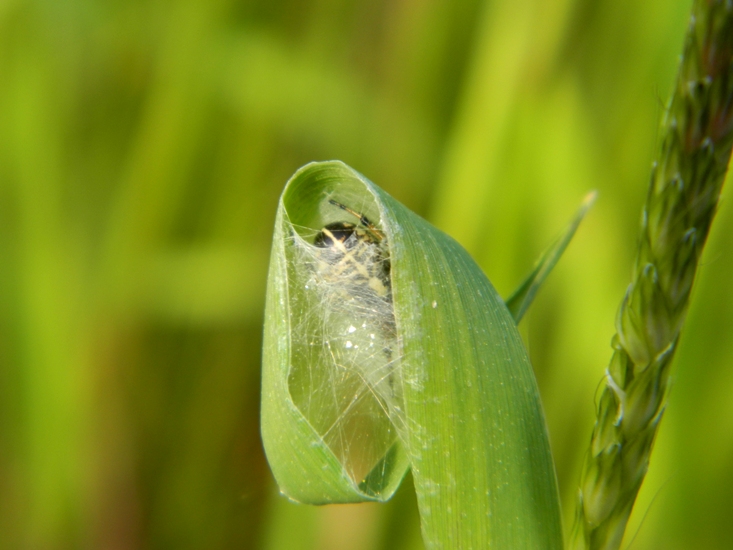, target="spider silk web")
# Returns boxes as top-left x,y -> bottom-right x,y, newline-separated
285,221 -> 405,487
